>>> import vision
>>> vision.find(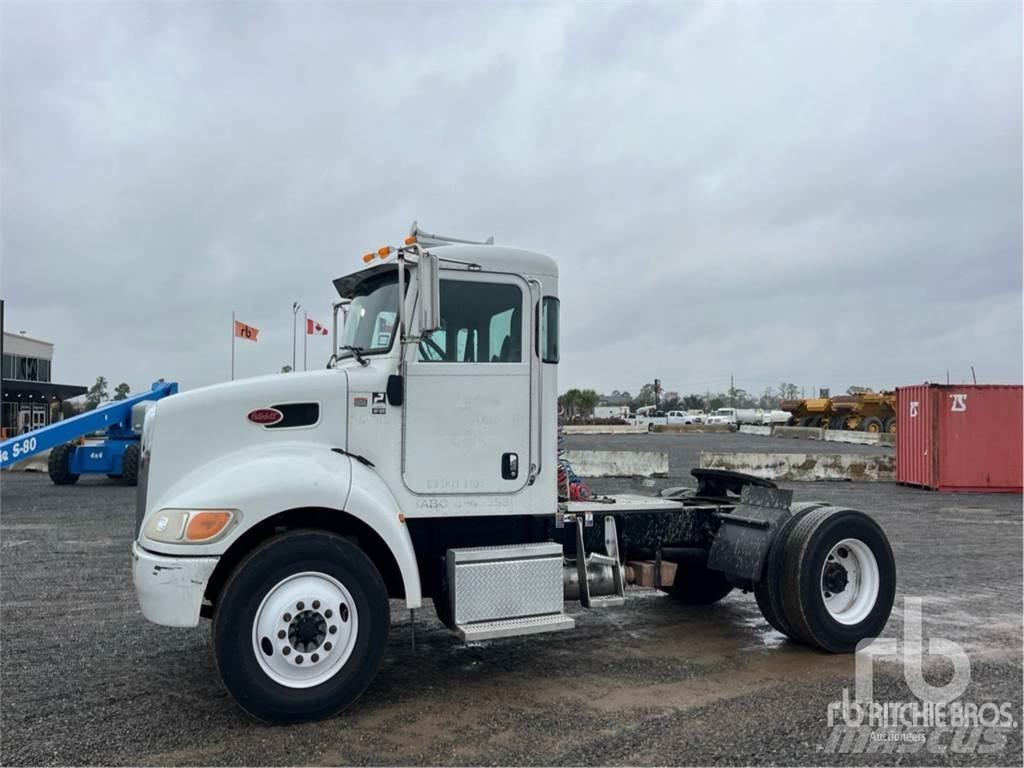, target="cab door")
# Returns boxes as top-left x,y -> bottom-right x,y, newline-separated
402,271 -> 532,495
